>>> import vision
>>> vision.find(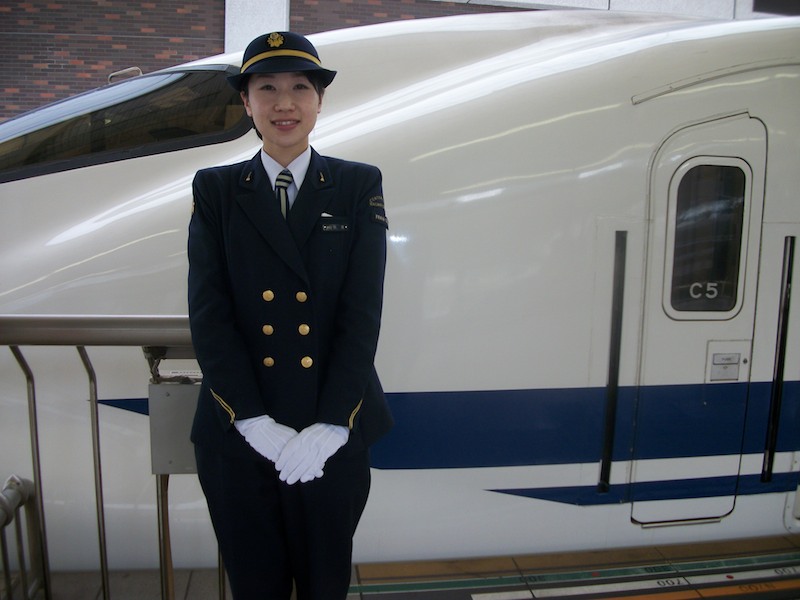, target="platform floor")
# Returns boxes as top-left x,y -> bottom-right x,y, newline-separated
354,534 -> 800,599
10,534 -> 800,599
